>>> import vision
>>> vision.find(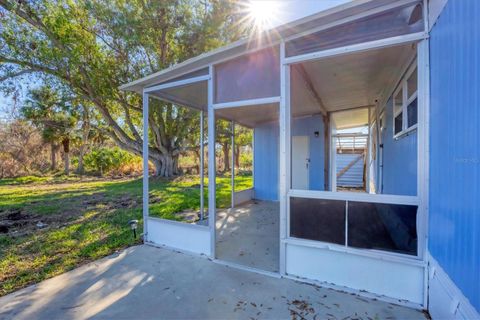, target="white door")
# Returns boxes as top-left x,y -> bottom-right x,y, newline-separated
291,136 -> 309,189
